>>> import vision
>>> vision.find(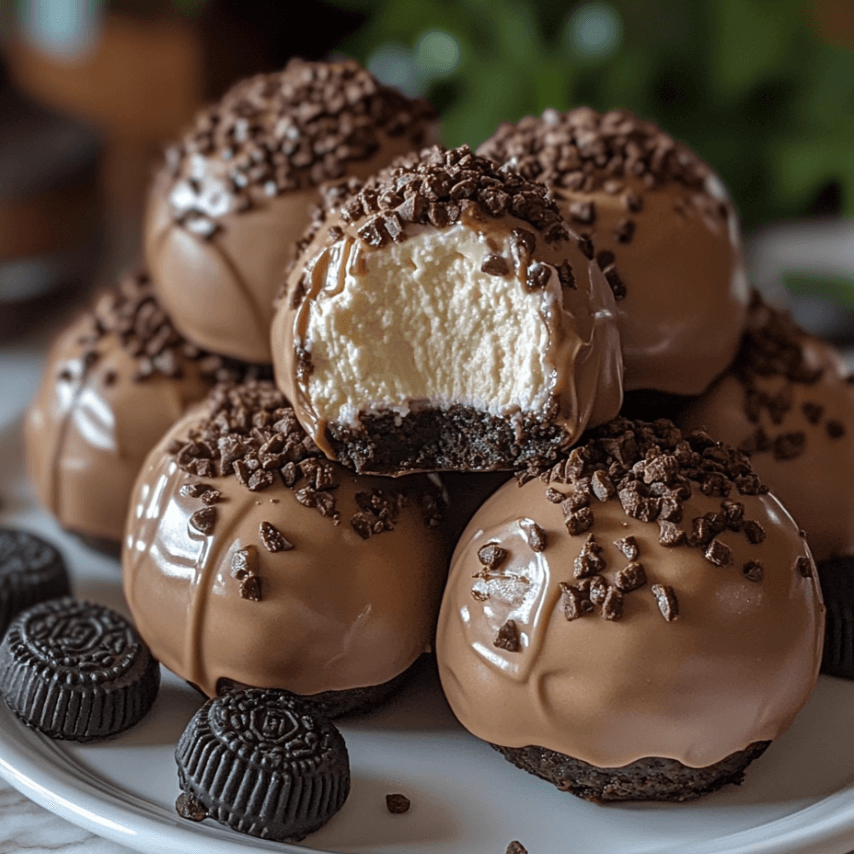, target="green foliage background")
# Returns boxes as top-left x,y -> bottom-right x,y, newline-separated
327,0 -> 854,232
